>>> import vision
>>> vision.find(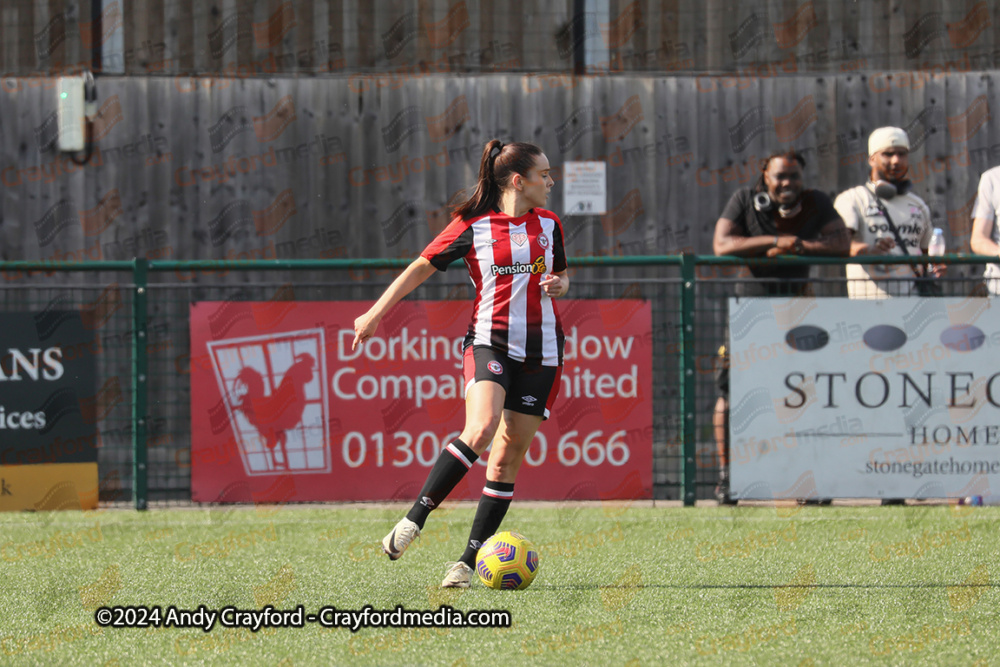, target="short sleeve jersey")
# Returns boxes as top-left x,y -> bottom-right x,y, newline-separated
720,188 -> 838,295
420,207 -> 567,366
972,166 -> 1000,293
834,184 -> 933,299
